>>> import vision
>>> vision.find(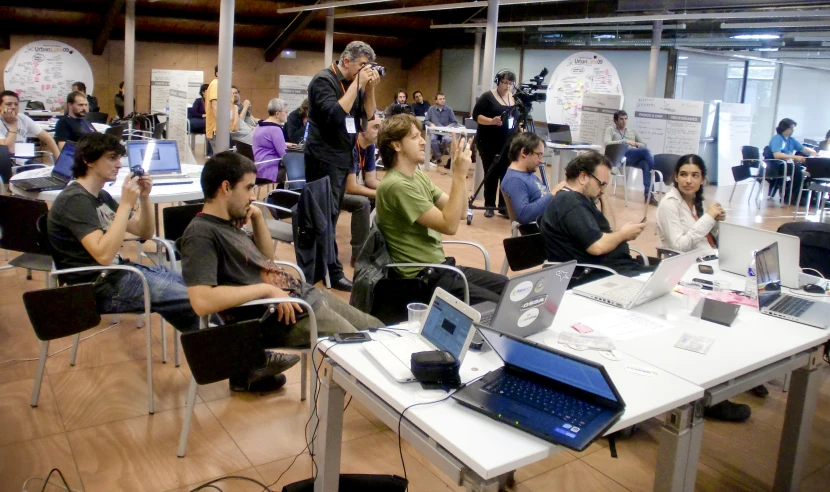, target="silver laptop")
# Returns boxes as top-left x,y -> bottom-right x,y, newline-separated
719,222 -> 801,288
125,140 -> 189,181
755,242 -> 830,329
364,288 -> 480,382
573,249 -> 700,309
